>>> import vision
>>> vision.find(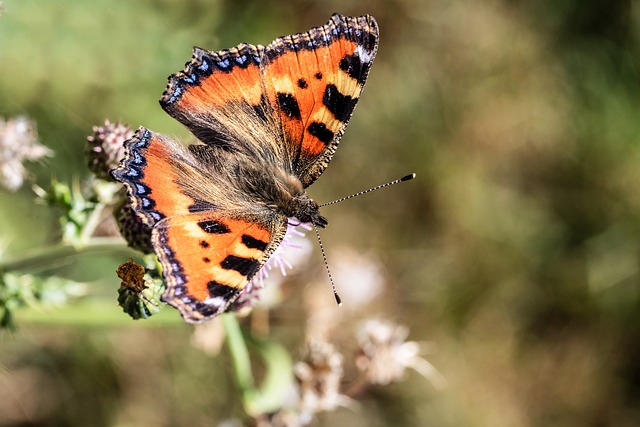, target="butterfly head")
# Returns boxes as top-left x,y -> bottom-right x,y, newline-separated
285,194 -> 328,228
261,168 -> 328,228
